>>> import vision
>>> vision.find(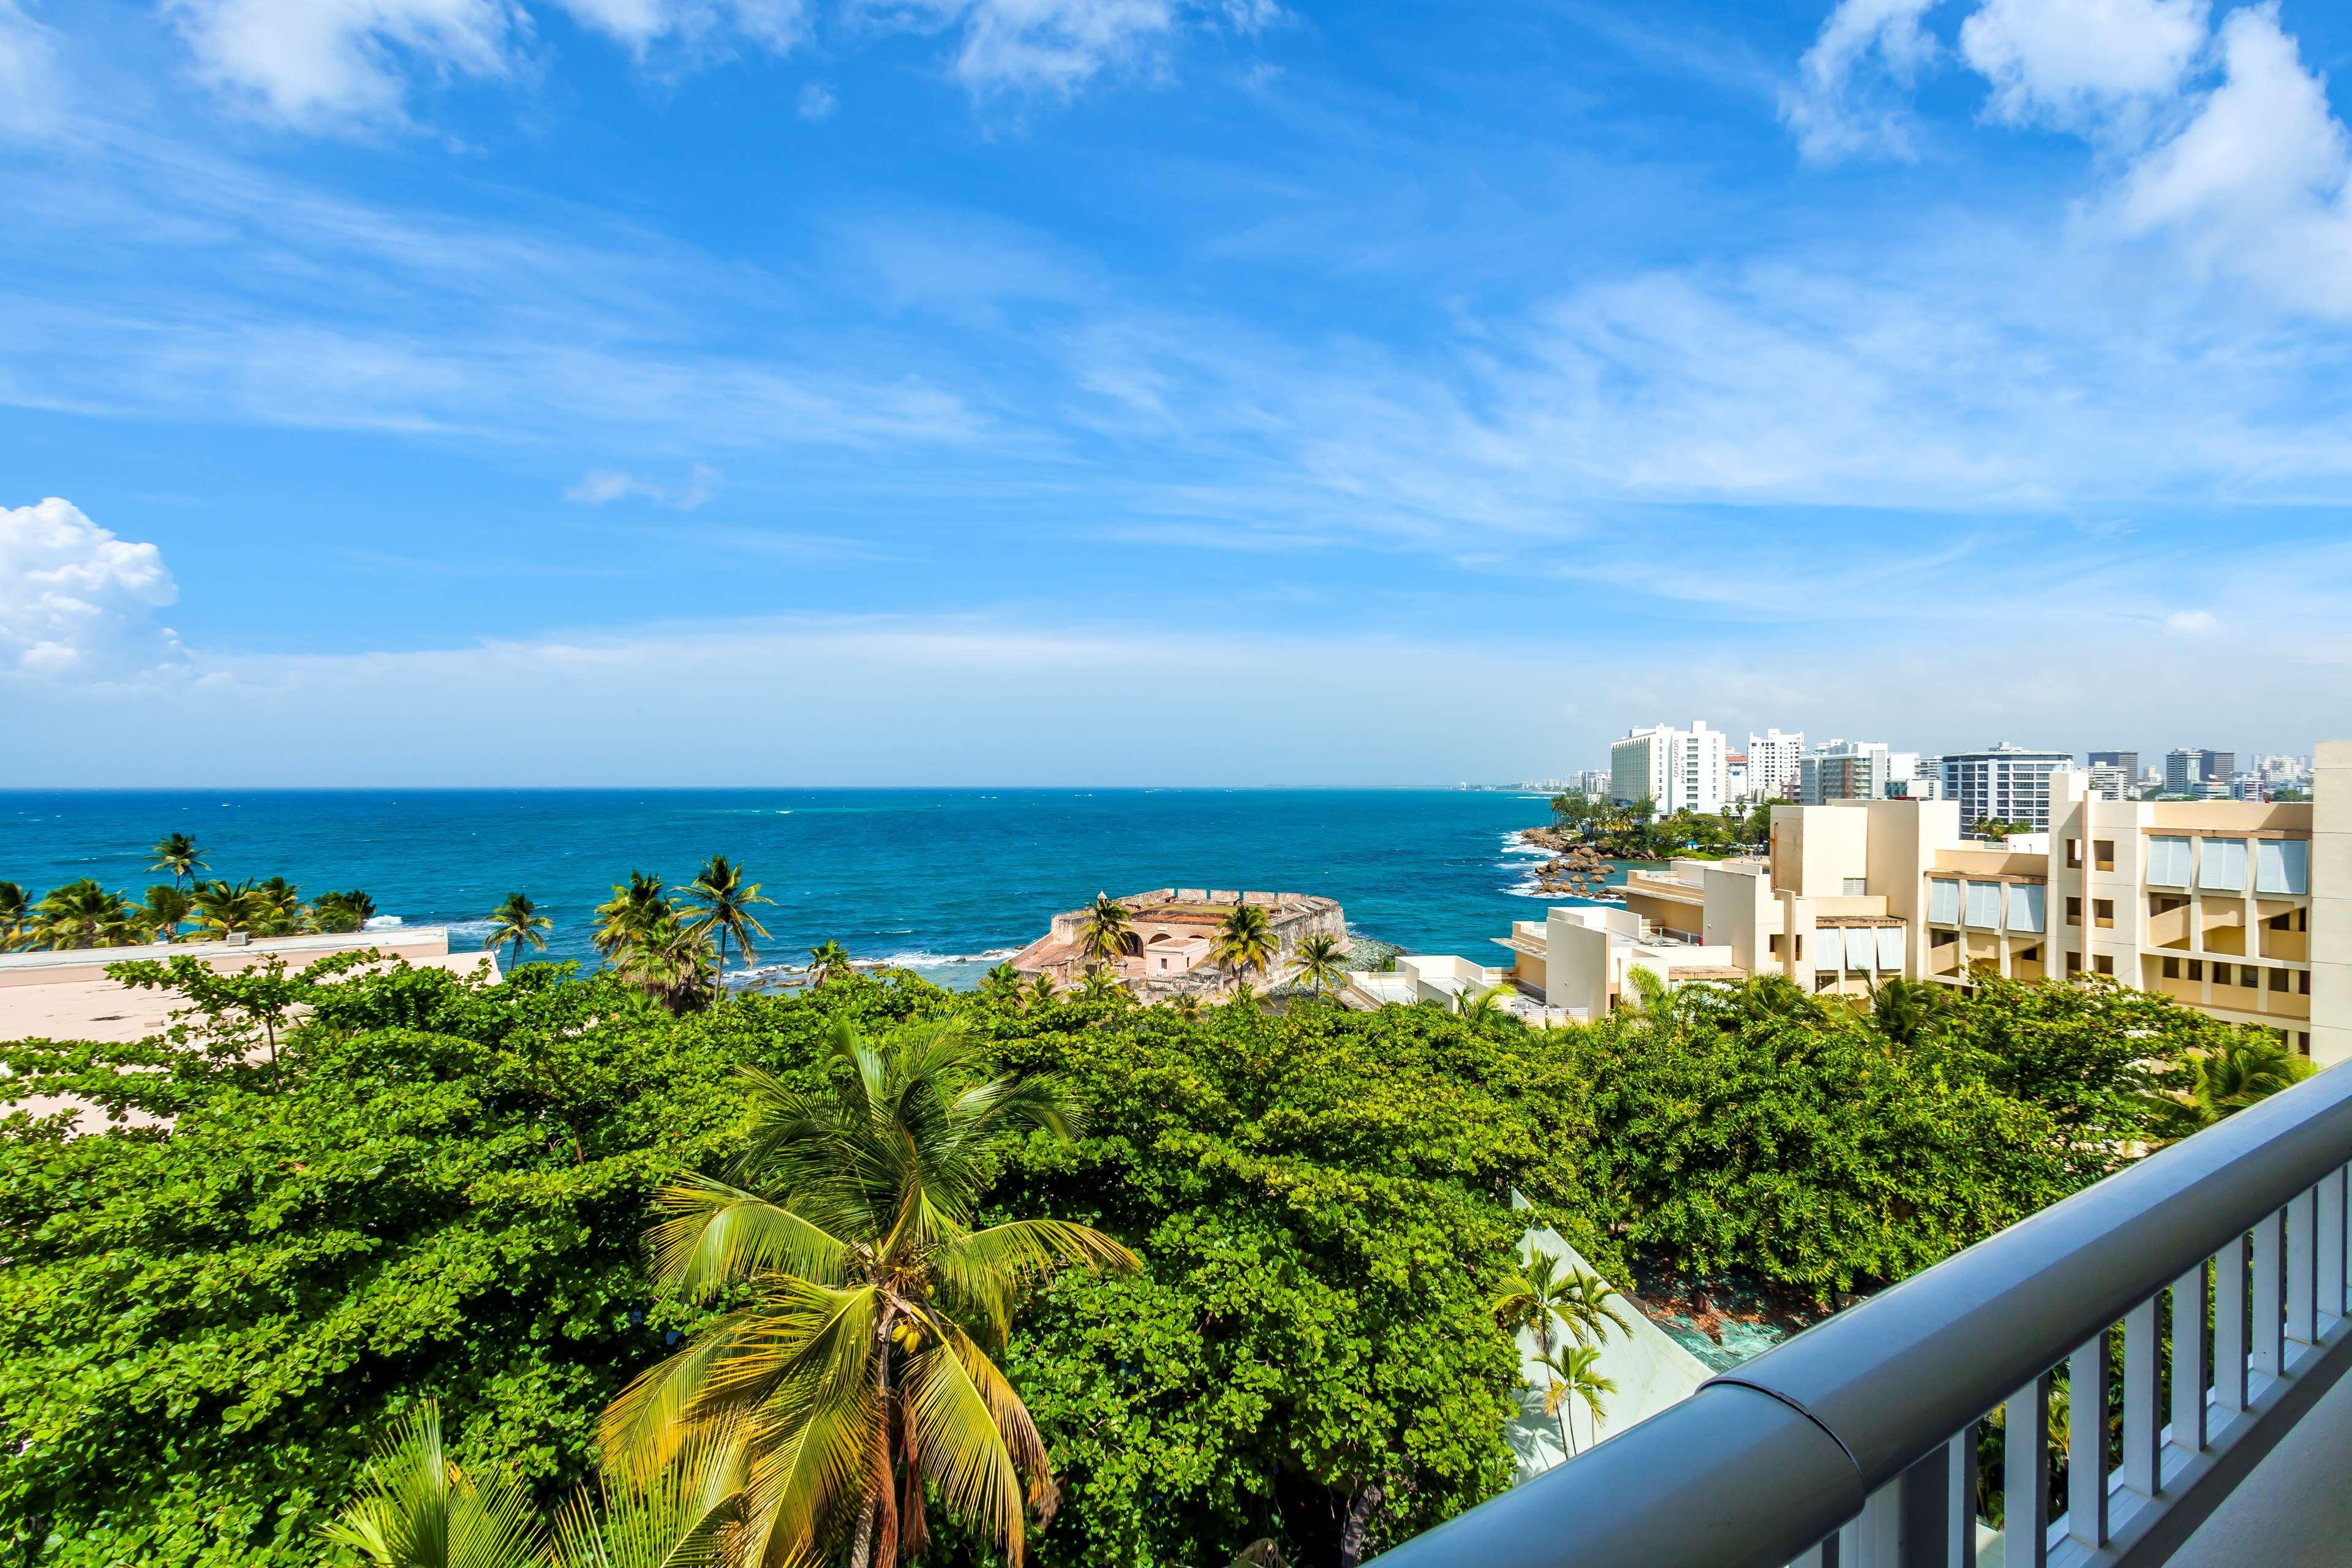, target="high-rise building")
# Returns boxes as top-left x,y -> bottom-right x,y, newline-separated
2089,750 -> 2140,782
1726,753 -> 1749,801
1574,768 -> 1611,797
1745,729 -> 1805,802
1940,744 -> 2070,833
1611,722 -> 1729,813
1801,739 -> 1891,804
2086,764 -> 2132,801
2166,748 -> 2237,795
